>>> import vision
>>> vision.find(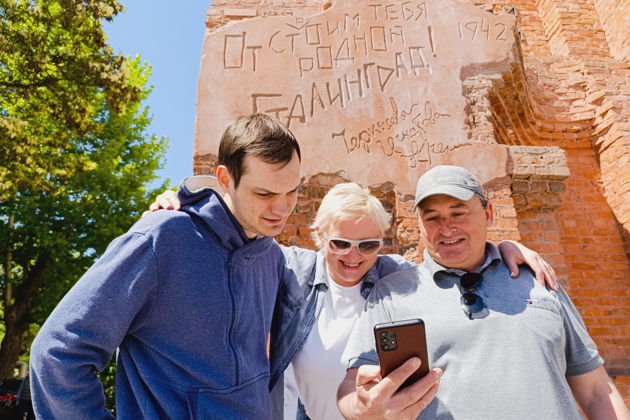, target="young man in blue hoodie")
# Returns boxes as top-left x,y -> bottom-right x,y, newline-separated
29,114 -> 302,419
